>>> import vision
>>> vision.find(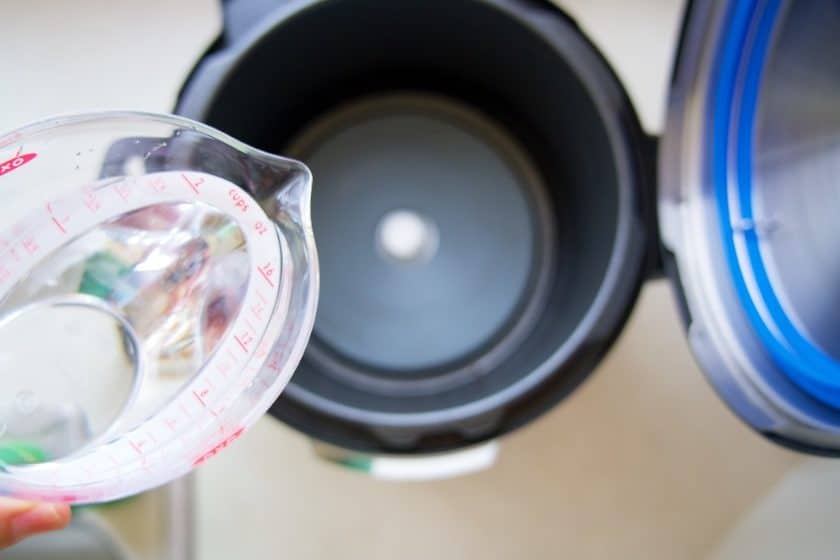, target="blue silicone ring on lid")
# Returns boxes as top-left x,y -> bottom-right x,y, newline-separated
711,0 -> 840,407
